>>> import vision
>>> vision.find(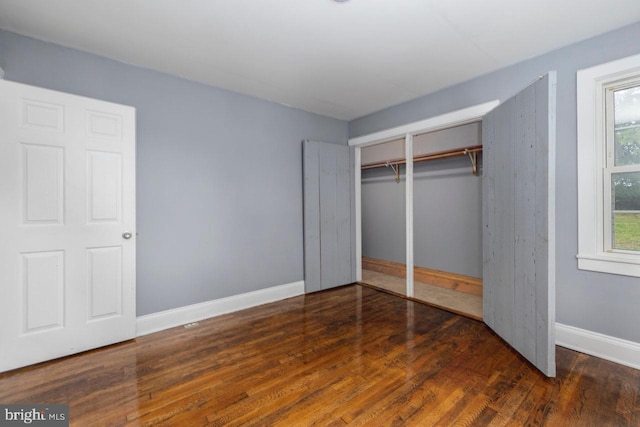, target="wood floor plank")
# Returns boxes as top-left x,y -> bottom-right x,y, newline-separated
0,285 -> 638,426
